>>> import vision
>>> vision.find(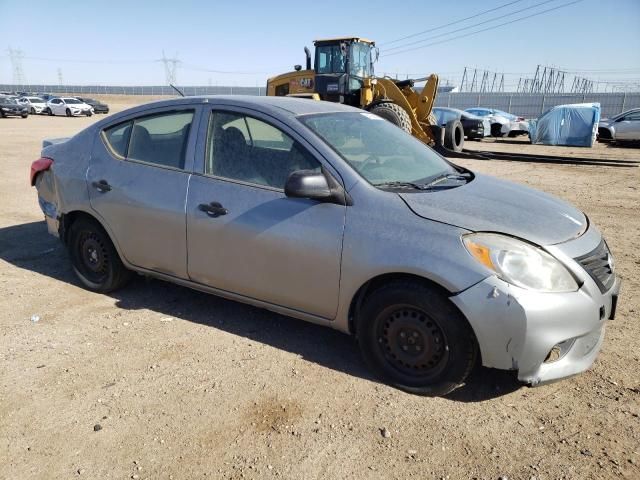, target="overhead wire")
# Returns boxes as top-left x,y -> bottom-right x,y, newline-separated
379,0 -> 527,46
382,0 -> 559,53
382,0 -> 584,57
